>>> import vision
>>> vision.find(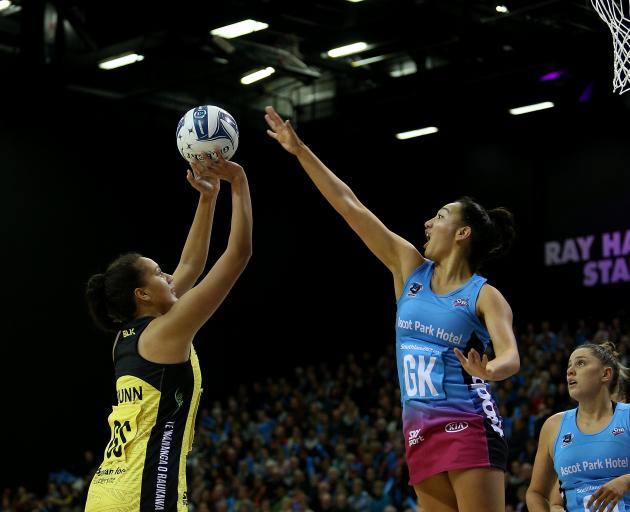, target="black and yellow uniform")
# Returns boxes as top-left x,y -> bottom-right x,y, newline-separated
85,316 -> 202,512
